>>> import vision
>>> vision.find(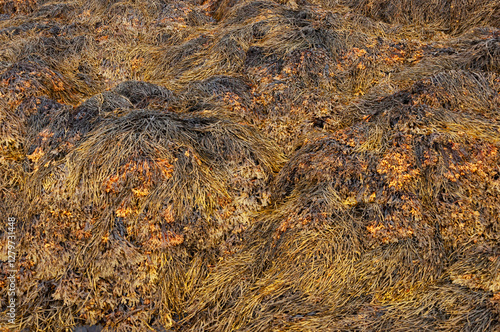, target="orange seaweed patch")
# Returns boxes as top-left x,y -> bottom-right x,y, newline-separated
115,206 -> 134,218
377,151 -> 420,189
155,158 -> 175,179
27,147 -> 45,163
132,187 -> 149,197
161,205 -> 175,223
